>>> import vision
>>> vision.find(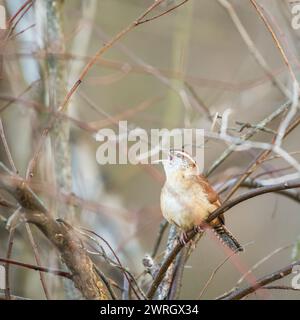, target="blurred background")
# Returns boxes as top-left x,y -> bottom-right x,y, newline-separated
0,0 -> 300,299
